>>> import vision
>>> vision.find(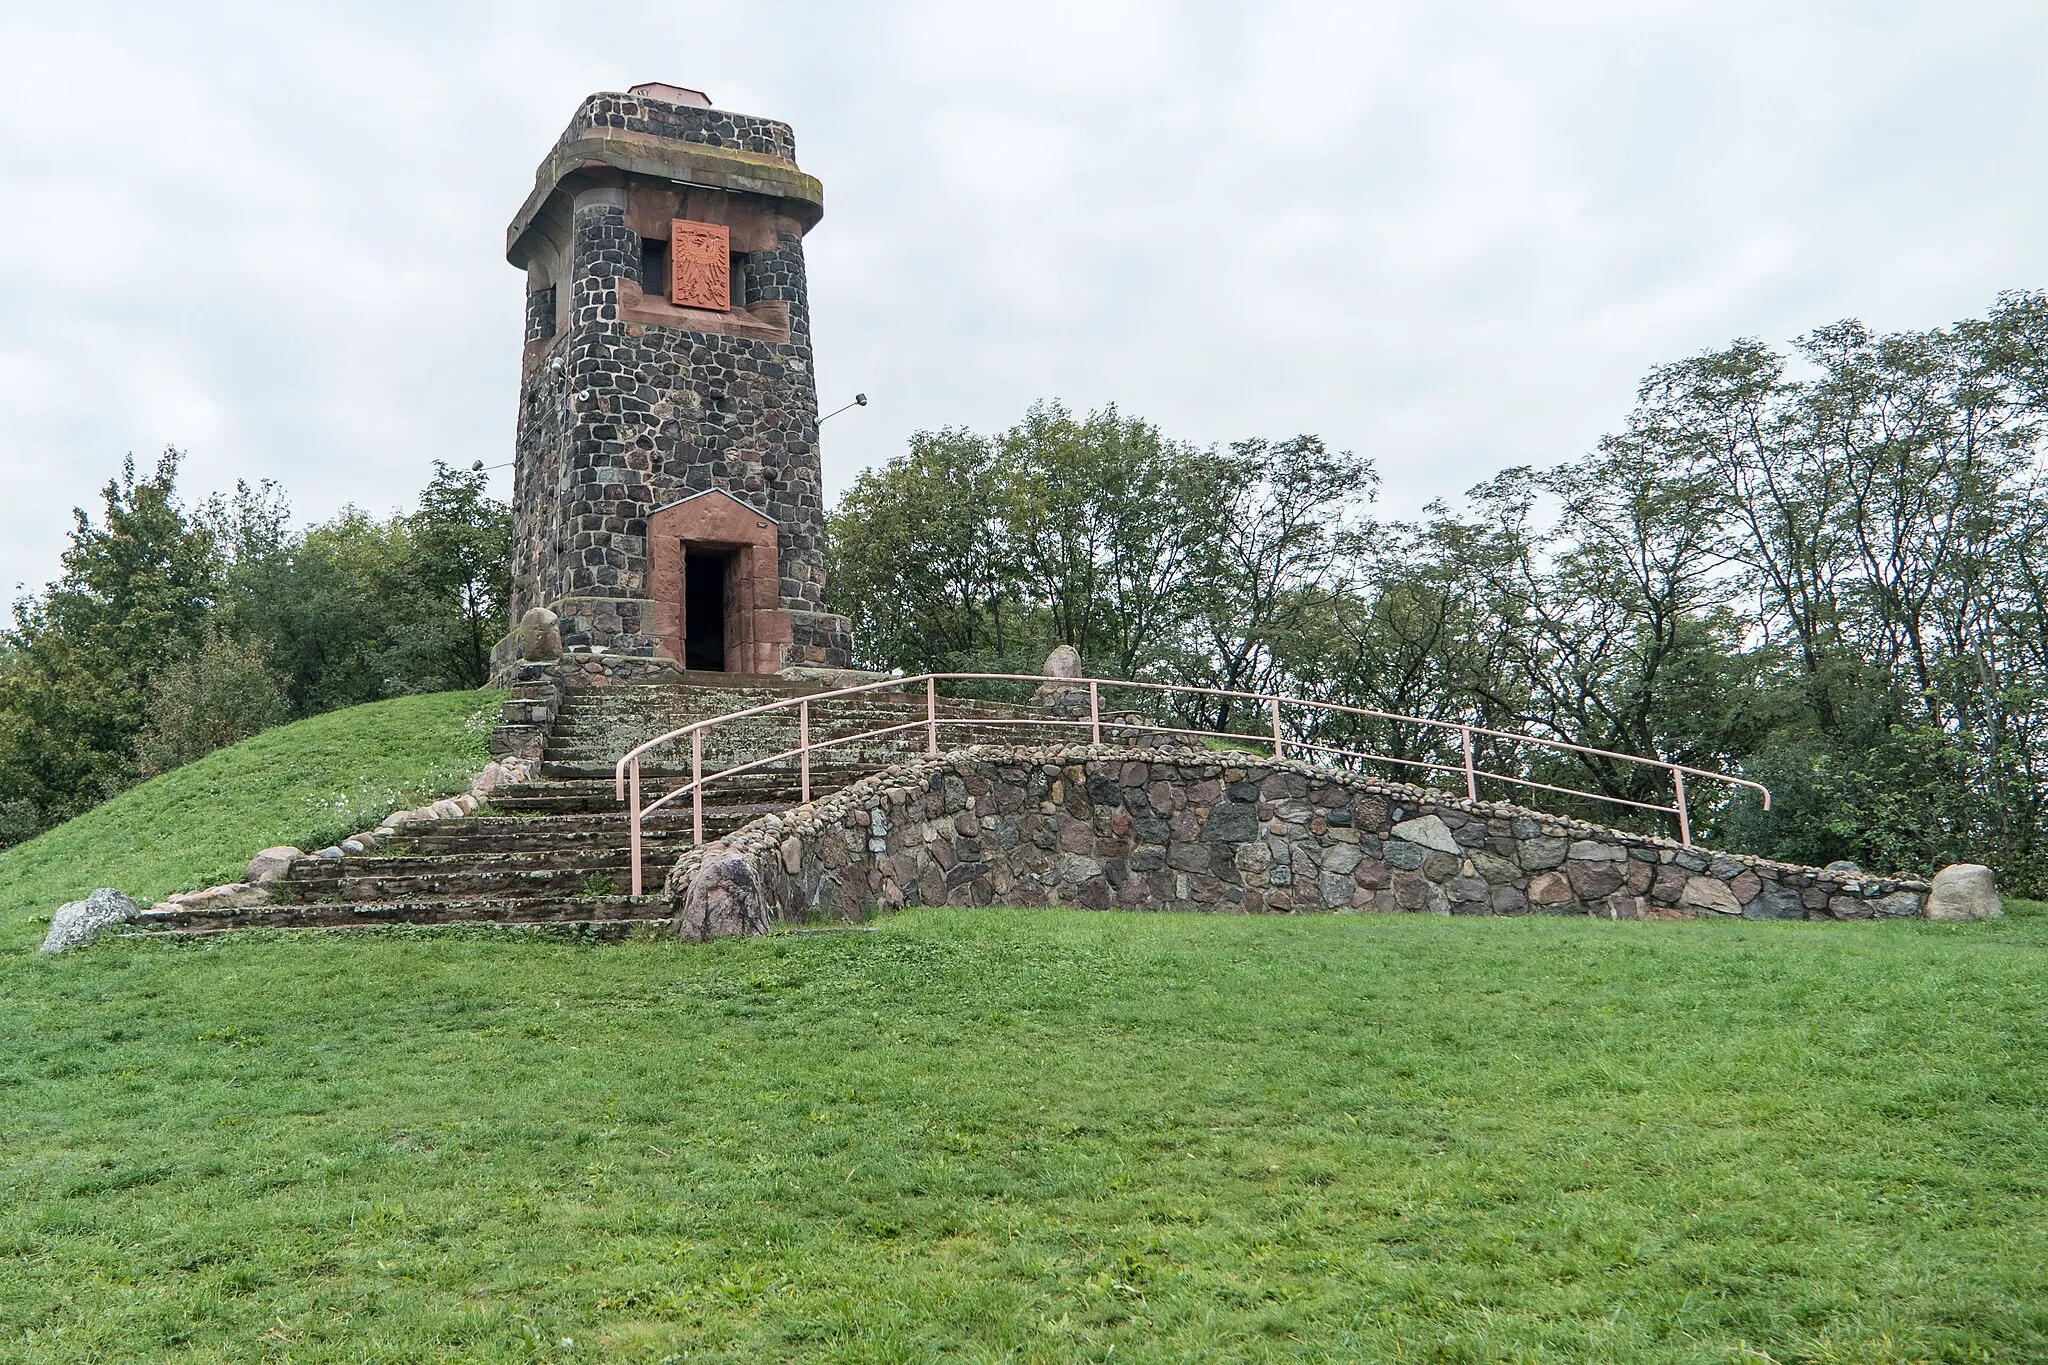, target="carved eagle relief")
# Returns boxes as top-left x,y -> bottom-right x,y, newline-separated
670,220 -> 731,310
